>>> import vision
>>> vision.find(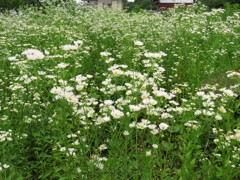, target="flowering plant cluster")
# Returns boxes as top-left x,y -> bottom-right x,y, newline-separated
0,3 -> 239,179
